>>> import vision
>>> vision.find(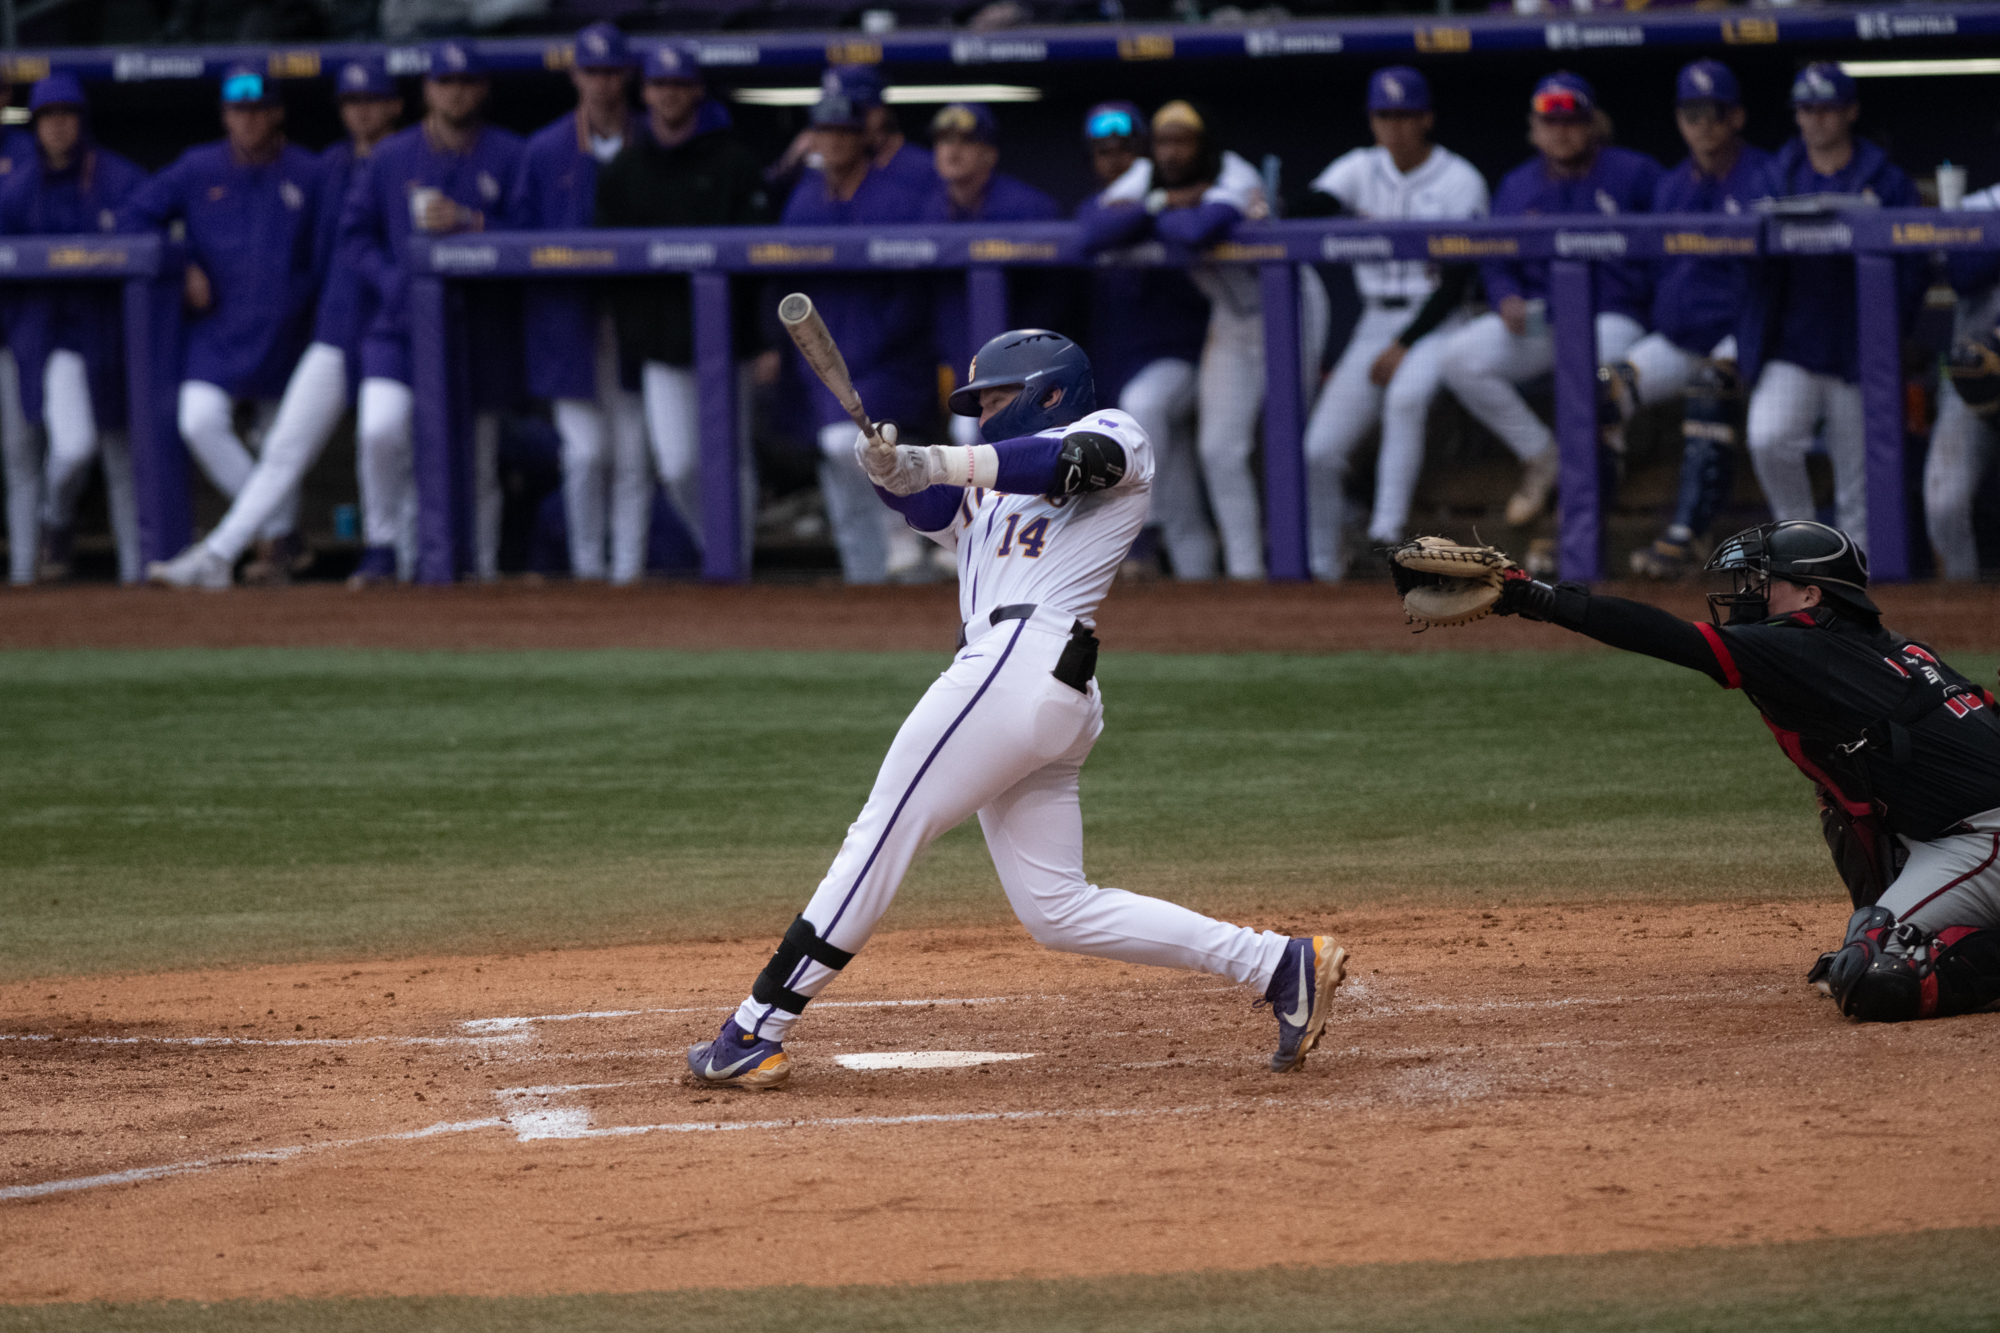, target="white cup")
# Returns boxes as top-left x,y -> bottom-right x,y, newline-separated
1938,164 -> 1967,211
409,186 -> 443,232
1523,298 -> 1548,339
